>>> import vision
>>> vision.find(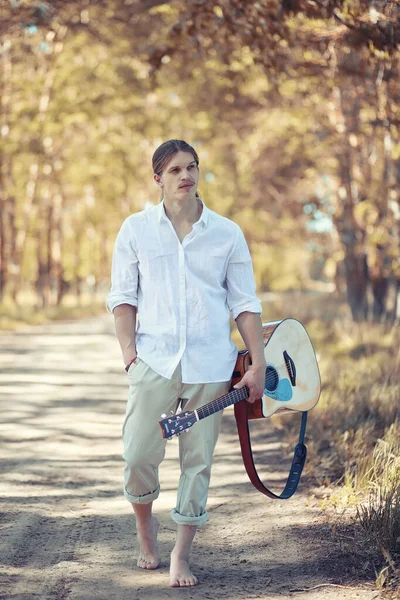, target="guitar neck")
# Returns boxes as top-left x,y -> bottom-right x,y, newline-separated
197,386 -> 249,420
